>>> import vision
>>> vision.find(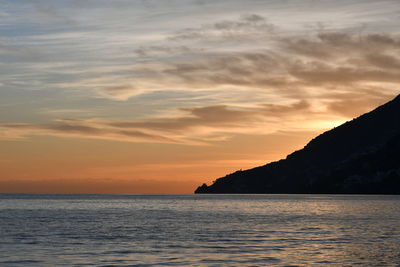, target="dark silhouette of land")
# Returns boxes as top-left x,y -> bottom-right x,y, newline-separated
195,94 -> 400,194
